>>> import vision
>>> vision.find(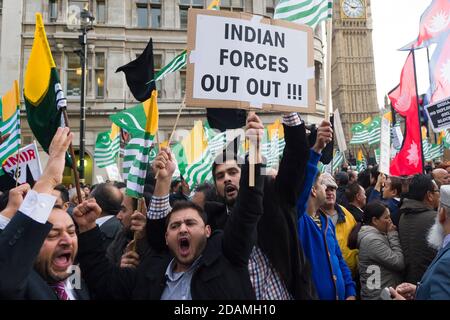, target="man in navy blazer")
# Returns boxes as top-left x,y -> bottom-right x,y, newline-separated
0,128 -> 89,300
389,185 -> 450,300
